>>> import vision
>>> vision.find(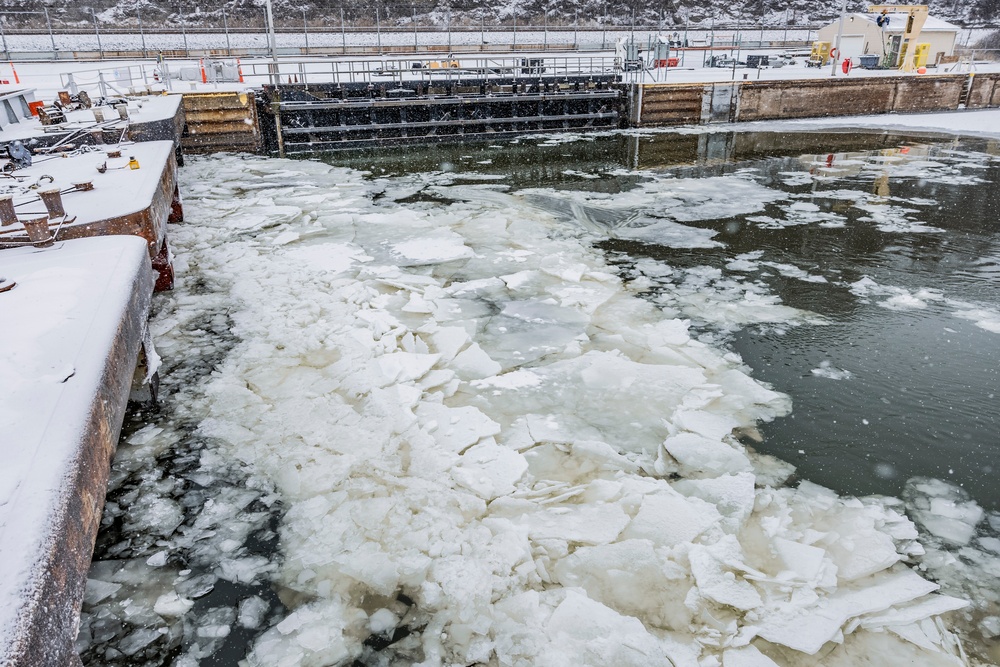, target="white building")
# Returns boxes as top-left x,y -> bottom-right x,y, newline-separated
817,12 -> 959,66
